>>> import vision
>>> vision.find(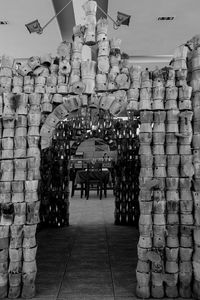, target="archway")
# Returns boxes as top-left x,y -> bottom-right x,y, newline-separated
39,100 -> 140,227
